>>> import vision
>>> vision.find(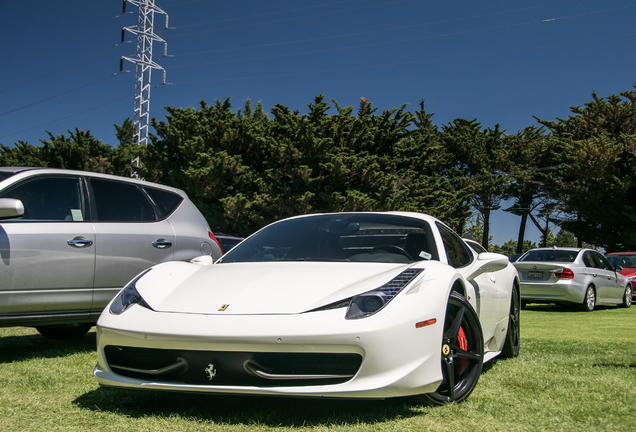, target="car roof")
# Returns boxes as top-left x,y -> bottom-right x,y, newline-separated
0,167 -> 185,195
0,166 -> 39,174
